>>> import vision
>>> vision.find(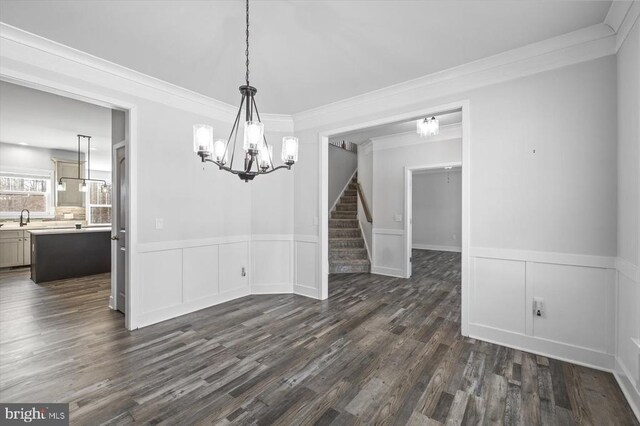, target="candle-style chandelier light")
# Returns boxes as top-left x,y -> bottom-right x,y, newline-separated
193,0 -> 298,182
